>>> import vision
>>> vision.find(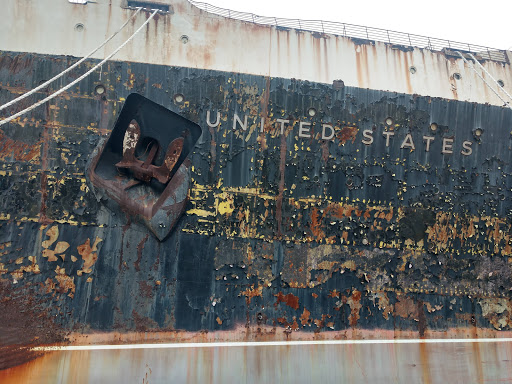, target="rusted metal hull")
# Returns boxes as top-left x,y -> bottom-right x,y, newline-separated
2,0 -> 512,380
2,48 -> 512,366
